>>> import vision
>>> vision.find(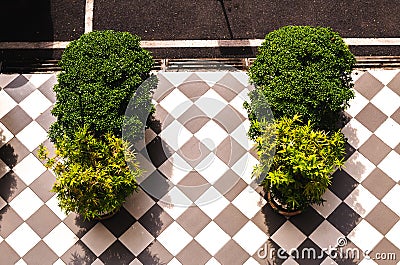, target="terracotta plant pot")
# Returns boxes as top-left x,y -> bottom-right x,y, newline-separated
267,192 -> 302,217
